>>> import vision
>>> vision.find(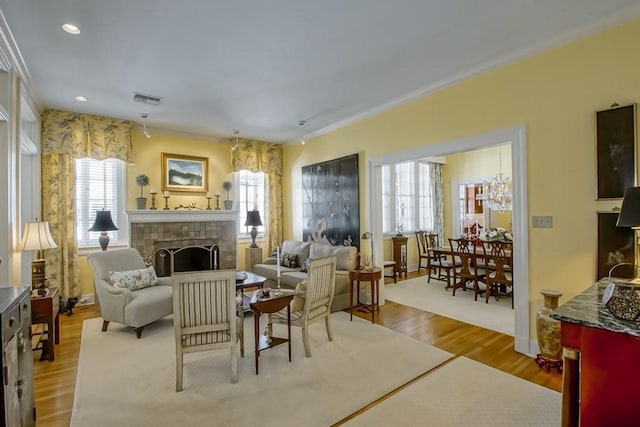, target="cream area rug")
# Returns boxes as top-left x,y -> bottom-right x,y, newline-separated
71,312 -> 453,427
384,276 -> 514,336
345,357 -> 561,426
